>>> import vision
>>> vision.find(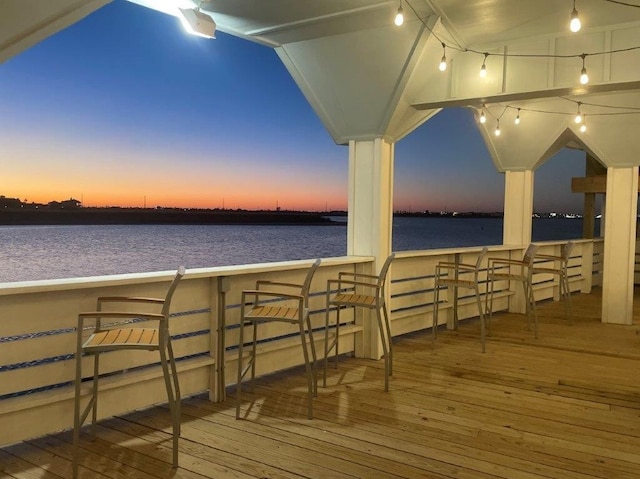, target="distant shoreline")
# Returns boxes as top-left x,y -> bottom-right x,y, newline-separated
0,208 -> 340,226
0,208 -> 585,226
